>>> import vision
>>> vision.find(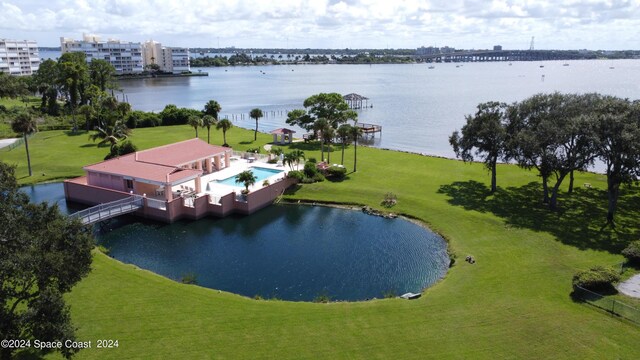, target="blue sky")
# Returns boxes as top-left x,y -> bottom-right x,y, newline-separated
1,0 -> 639,49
